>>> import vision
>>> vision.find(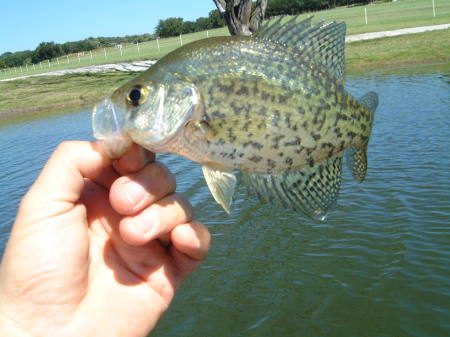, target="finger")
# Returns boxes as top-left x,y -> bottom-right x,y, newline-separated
109,162 -> 176,216
171,222 -> 211,261
18,141 -> 117,226
170,222 -> 211,278
119,193 -> 193,246
112,143 -> 154,175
